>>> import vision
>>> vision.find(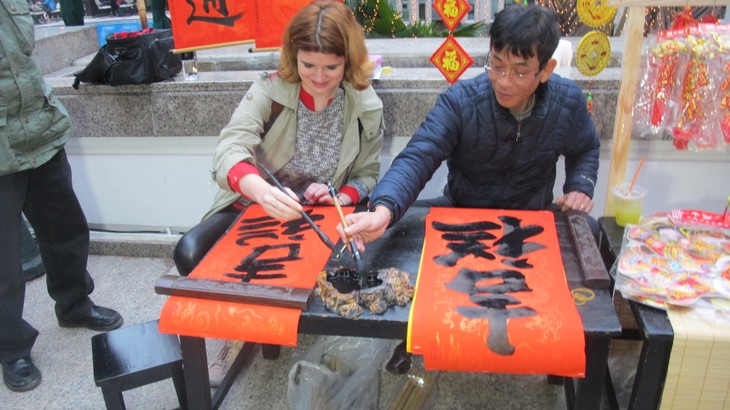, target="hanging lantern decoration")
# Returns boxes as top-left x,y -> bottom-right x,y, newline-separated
431,0 -> 473,84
